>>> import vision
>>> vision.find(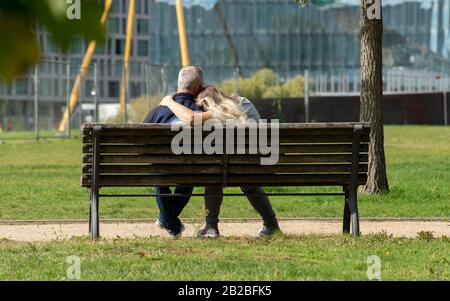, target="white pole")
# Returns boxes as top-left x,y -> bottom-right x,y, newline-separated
34,65 -> 39,140
66,62 -> 71,138
444,75 -> 448,126
93,62 -> 98,122
144,63 -> 150,111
